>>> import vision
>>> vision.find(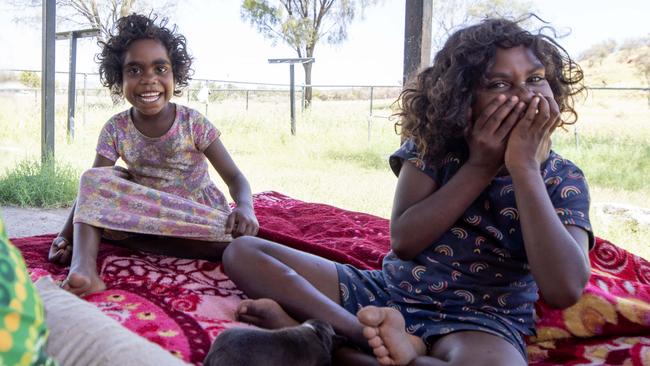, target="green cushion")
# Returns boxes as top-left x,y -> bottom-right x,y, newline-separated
0,218 -> 55,366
